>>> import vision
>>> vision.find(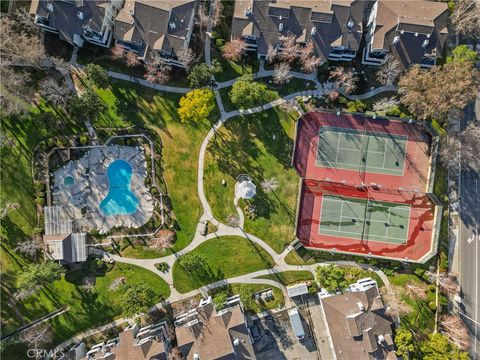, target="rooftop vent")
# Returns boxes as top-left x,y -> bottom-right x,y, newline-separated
169,22 -> 176,29
347,19 -> 354,29
129,6 -> 134,16
311,27 -> 317,36
46,2 -> 54,12
279,23 -> 283,31
77,11 -> 83,20
233,338 -> 240,346
422,39 -> 429,48
378,334 -> 385,344
400,29 -> 404,34
414,32 -> 418,37
244,7 -> 252,17
357,302 -> 365,311
393,36 -> 399,44
193,354 -> 200,360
